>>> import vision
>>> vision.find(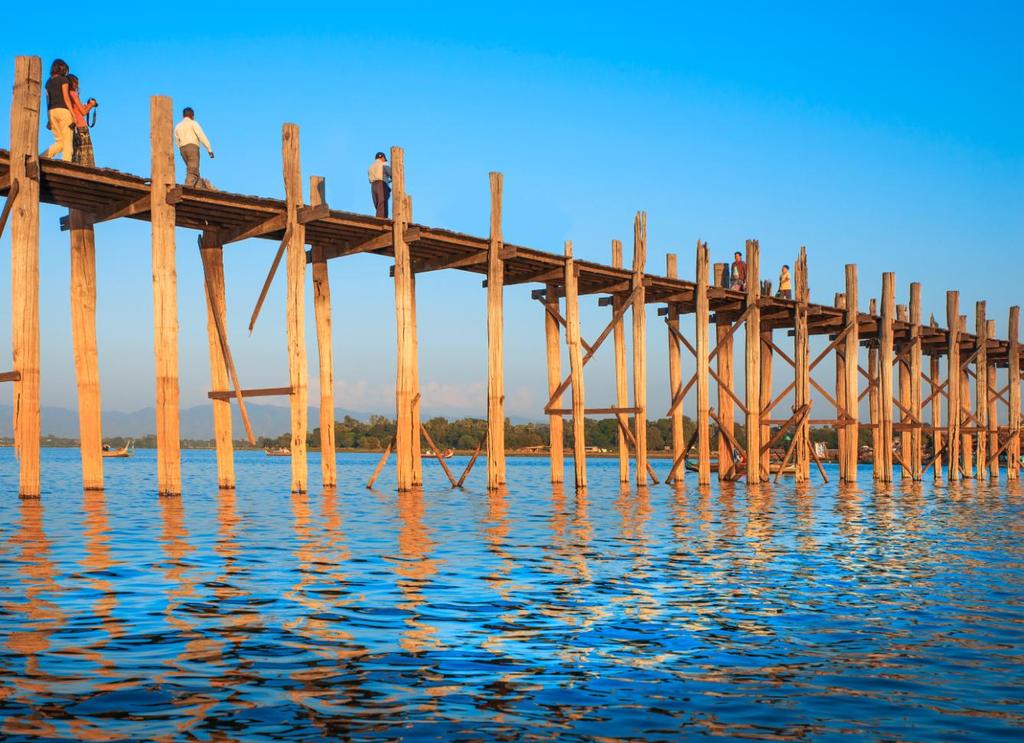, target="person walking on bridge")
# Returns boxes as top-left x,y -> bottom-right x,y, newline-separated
777,264 -> 792,299
730,251 -> 747,292
368,151 -> 392,218
42,59 -> 74,161
175,107 -> 214,188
